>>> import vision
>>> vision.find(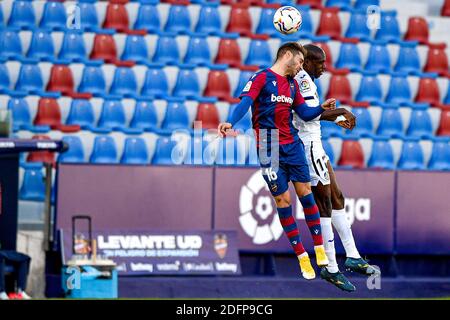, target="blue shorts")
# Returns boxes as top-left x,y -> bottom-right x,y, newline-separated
259,140 -> 311,196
